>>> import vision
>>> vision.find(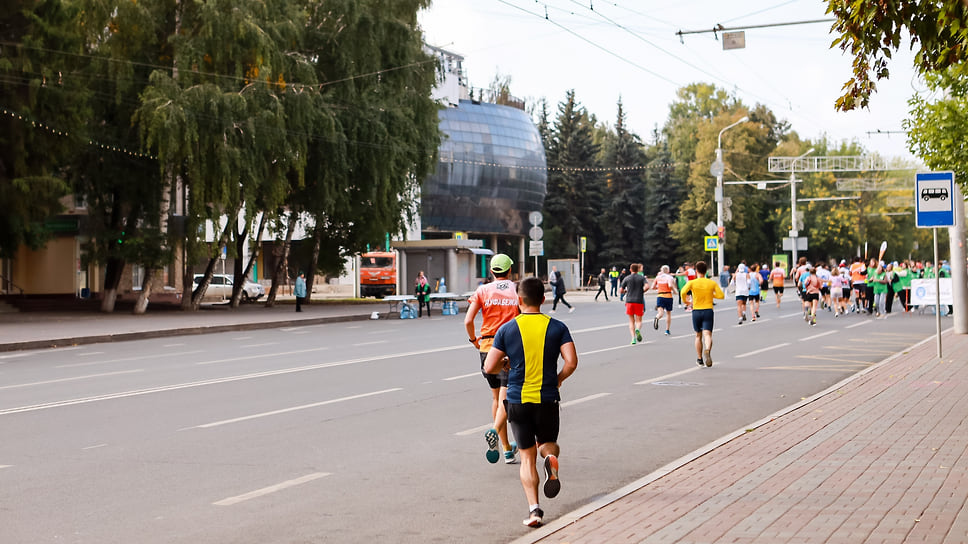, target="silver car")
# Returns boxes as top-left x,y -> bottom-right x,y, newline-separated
192,274 -> 265,302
